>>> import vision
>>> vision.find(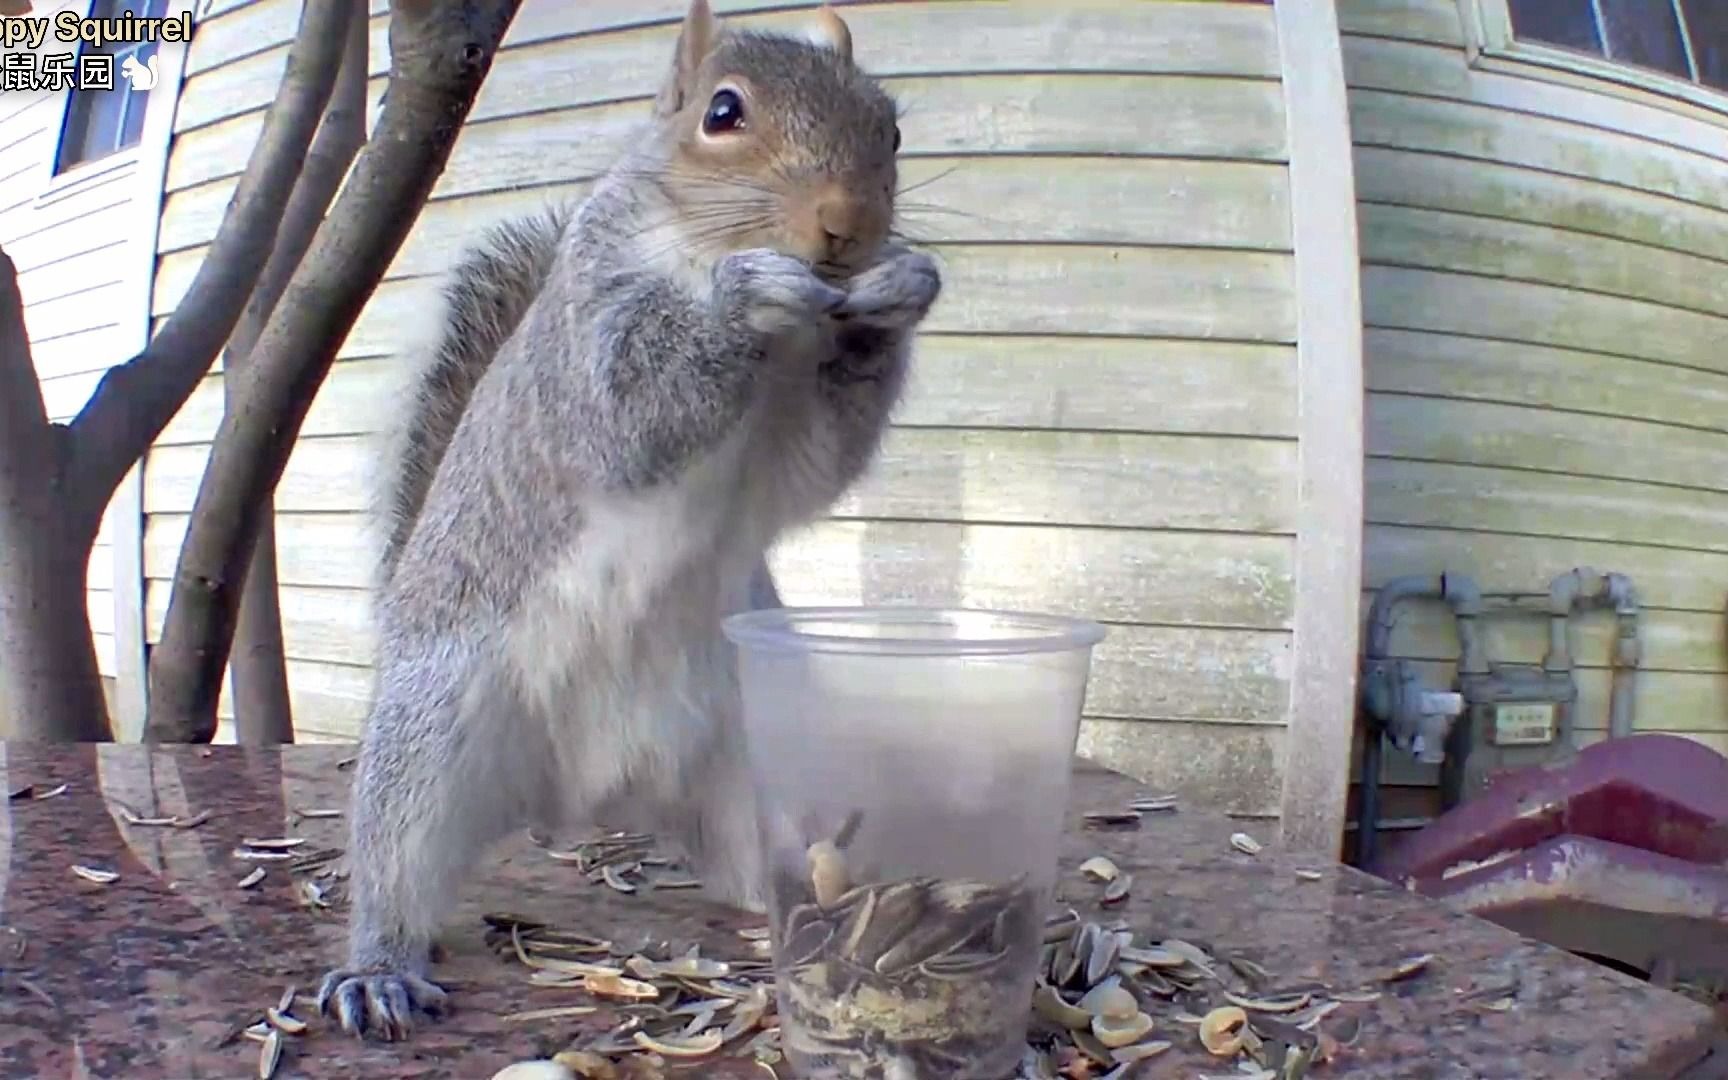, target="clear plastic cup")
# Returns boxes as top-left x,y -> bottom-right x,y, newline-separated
722,606 -> 1107,1080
